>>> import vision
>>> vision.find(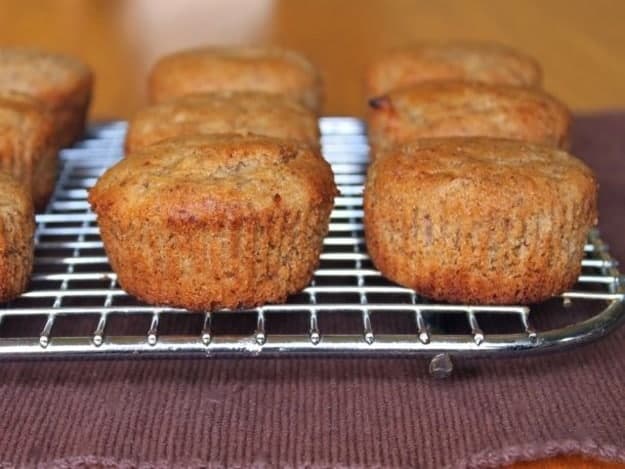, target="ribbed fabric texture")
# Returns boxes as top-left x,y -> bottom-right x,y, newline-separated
0,113 -> 623,468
